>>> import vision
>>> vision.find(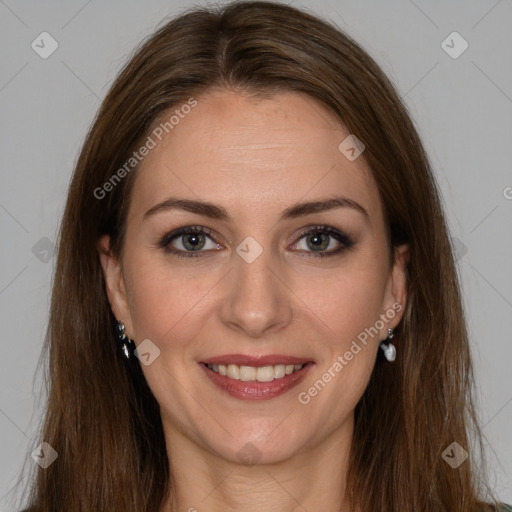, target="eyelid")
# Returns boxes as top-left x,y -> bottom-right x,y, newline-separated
293,224 -> 353,246
157,225 -> 222,251
289,224 -> 354,256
